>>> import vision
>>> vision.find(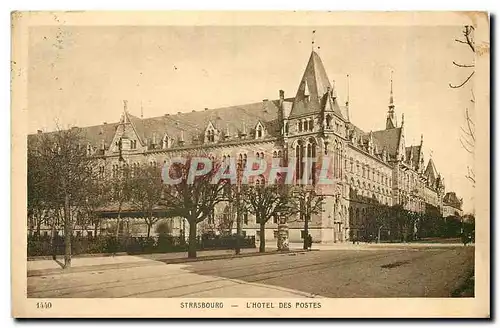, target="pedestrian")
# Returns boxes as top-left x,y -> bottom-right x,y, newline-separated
307,234 -> 312,251
462,233 -> 468,246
